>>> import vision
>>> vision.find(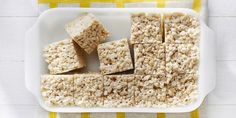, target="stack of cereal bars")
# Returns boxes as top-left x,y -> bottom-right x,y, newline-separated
41,12 -> 200,107
164,13 -> 199,106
